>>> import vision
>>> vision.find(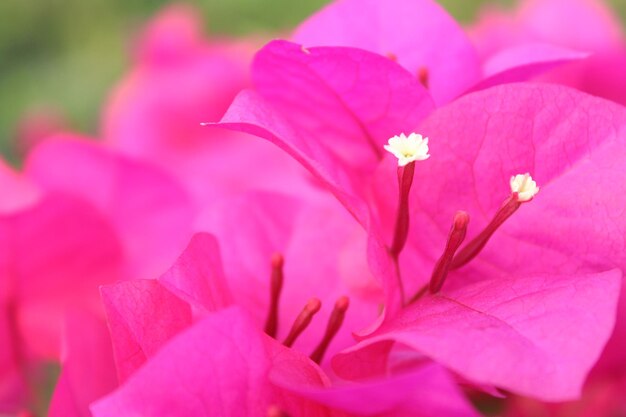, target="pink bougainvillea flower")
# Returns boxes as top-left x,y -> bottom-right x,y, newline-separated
103,4 -> 314,206
292,0 -> 587,104
1,132 -> 195,412
470,0 -> 626,105
220,48 -> 626,402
